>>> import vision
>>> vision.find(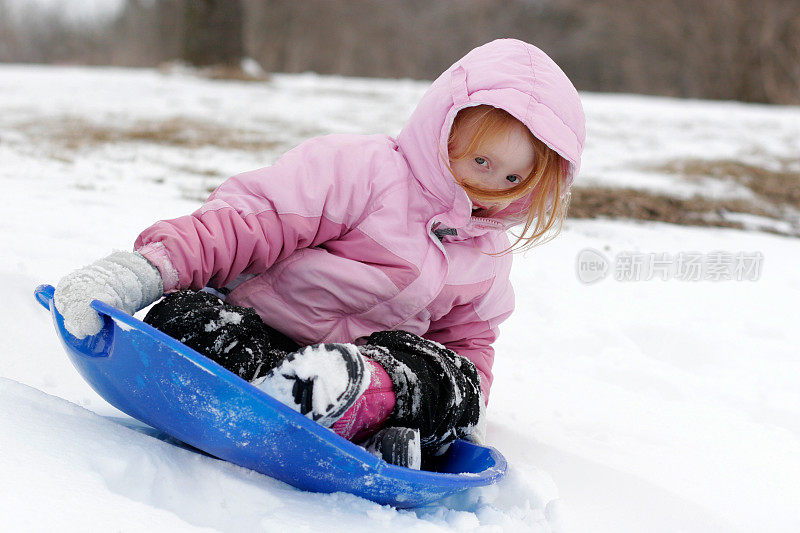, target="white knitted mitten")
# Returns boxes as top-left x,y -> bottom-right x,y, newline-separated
54,251 -> 164,338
